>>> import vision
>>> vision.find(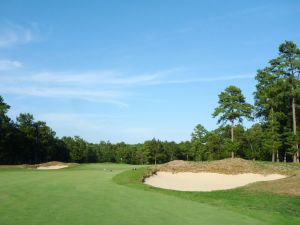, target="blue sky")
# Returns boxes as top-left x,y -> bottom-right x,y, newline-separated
0,0 -> 300,143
